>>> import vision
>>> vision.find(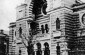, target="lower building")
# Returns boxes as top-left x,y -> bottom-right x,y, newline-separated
0,30 -> 9,55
